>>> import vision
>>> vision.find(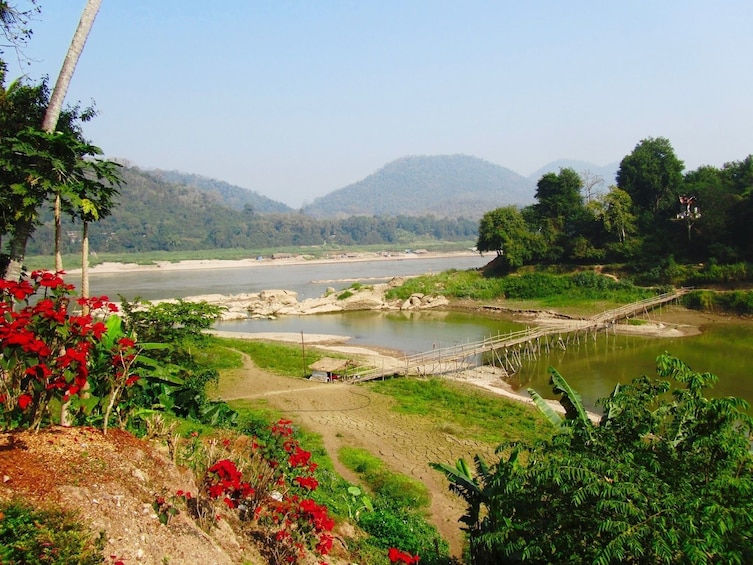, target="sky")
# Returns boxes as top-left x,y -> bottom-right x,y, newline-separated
4,1 -> 752,208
